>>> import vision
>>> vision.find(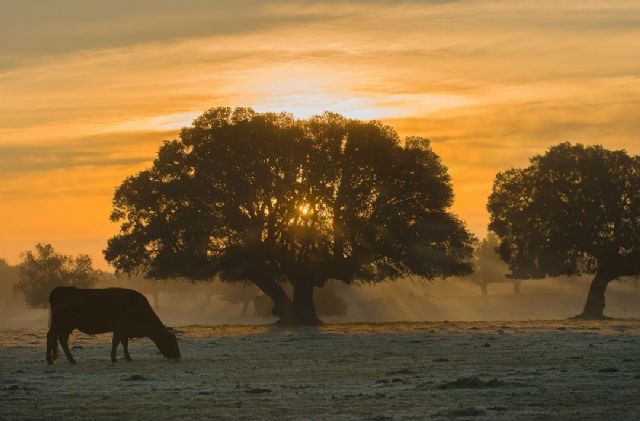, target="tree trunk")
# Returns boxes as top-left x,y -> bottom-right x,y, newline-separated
291,282 -> 322,326
480,283 -> 488,296
252,277 -> 295,323
575,271 -> 616,319
513,281 -> 521,295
